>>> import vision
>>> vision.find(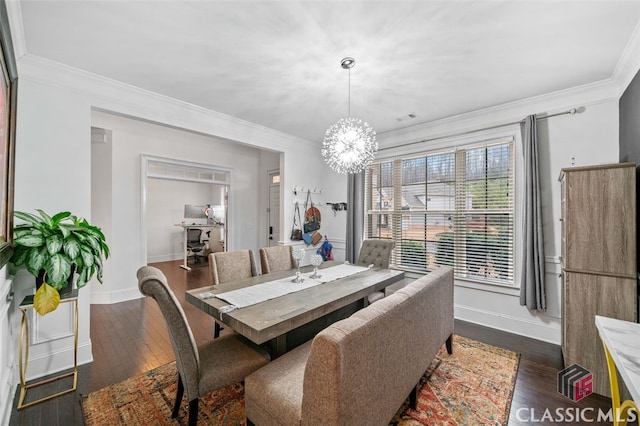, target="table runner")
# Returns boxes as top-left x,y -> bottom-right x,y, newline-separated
213,263 -> 370,309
